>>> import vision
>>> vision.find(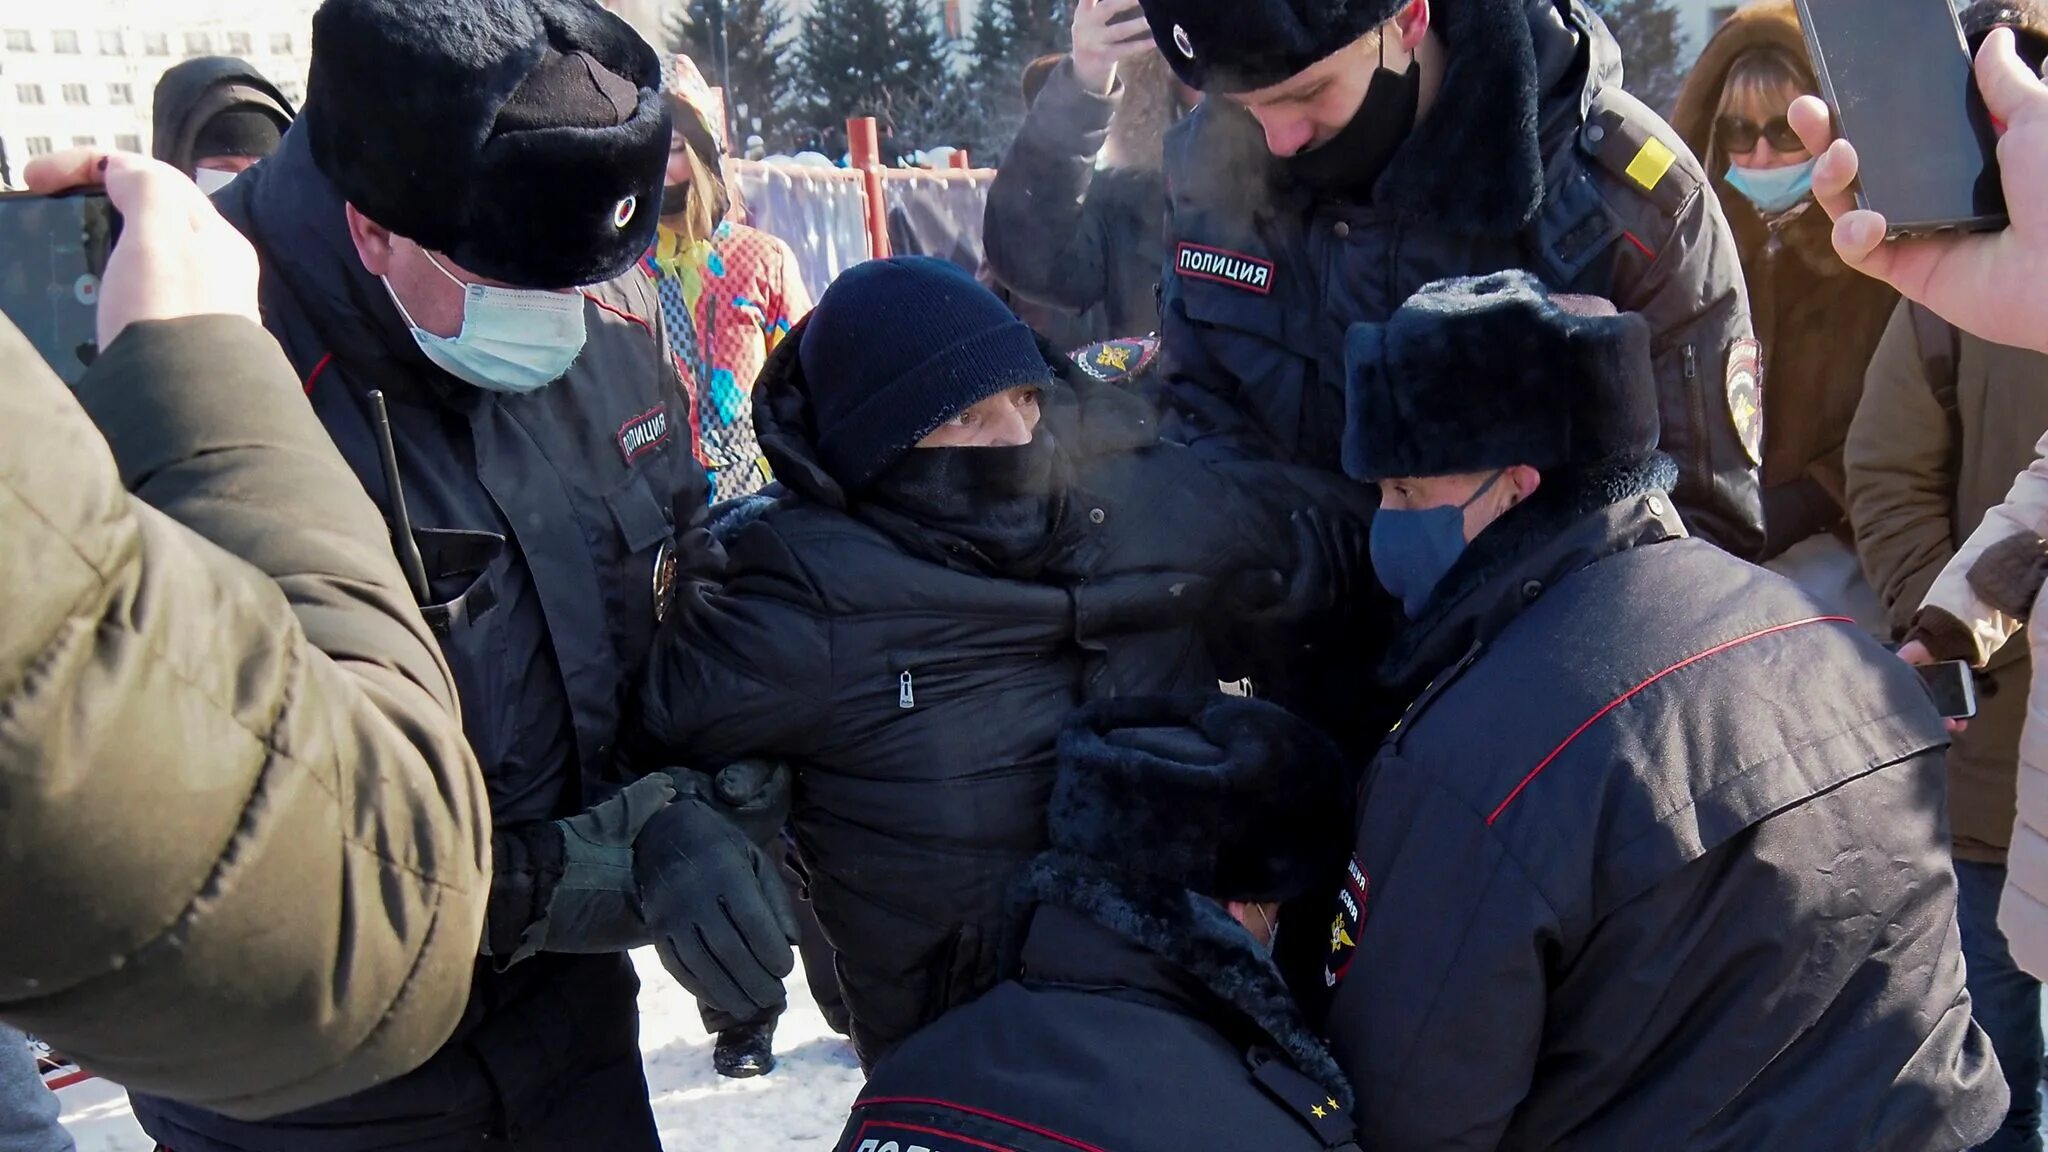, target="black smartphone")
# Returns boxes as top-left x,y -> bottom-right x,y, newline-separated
0,188 -> 121,386
1795,0 -> 2007,236
1916,659 -> 1980,721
